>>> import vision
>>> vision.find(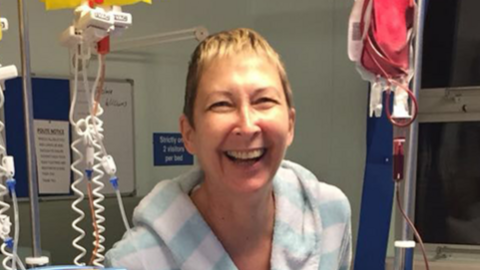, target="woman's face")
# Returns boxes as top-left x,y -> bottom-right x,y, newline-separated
180,52 -> 295,195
